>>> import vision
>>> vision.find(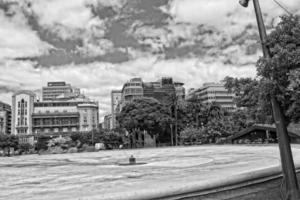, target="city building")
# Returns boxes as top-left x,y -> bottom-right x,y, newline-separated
32,99 -> 98,135
187,82 -> 236,111
120,77 -> 185,107
12,87 -> 99,140
0,101 -> 12,135
103,114 -> 112,130
143,77 -> 176,104
111,90 -> 122,129
42,82 -> 80,101
12,90 -> 36,135
174,82 -> 186,101
121,78 -> 144,104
